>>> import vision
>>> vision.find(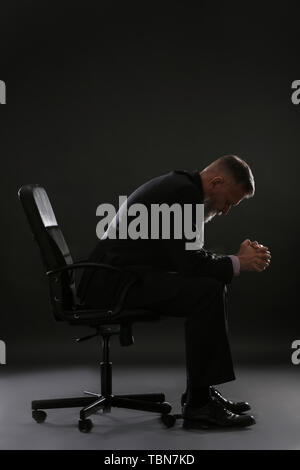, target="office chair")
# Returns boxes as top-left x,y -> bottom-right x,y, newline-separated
18,184 -> 175,432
